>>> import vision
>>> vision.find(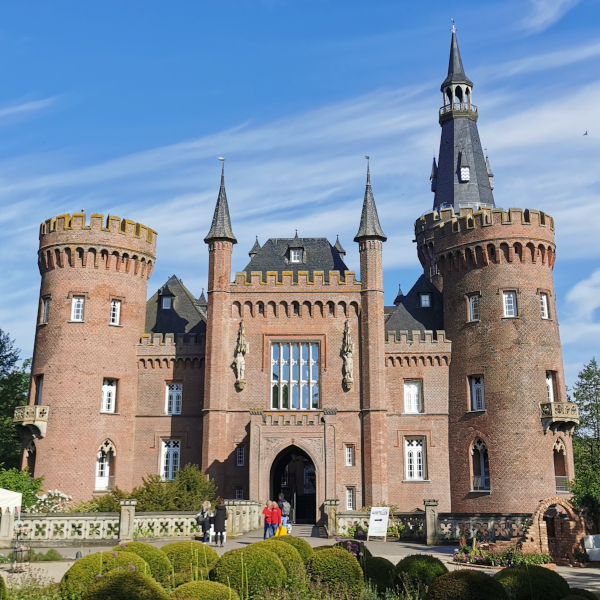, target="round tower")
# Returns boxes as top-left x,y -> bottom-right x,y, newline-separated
22,212 -> 156,500
415,206 -> 578,513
